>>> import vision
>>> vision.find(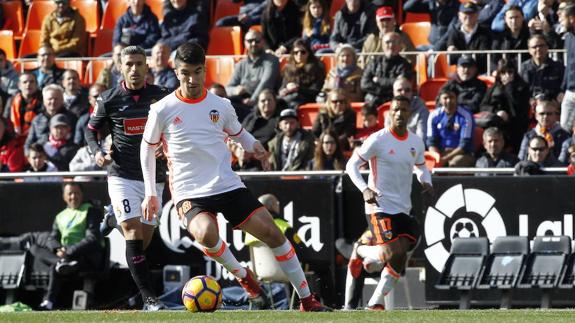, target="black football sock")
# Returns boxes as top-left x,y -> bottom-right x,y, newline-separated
125,239 -> 155,302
